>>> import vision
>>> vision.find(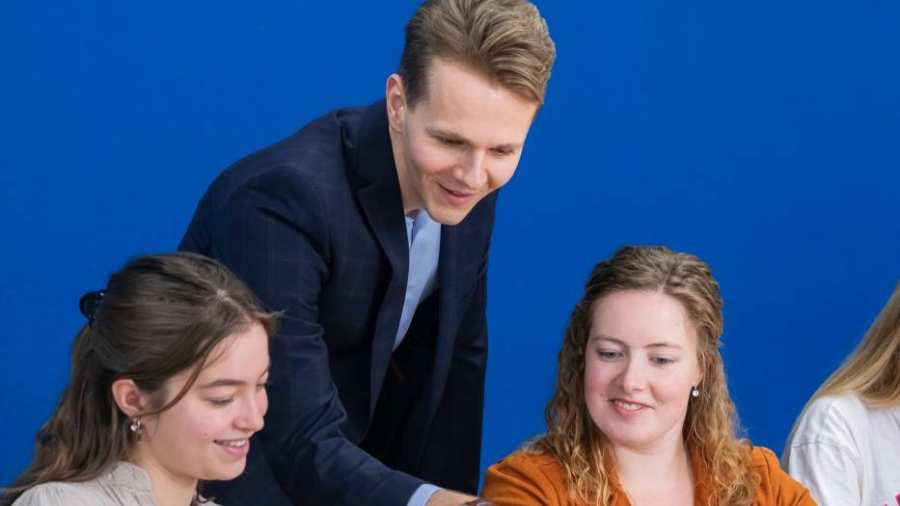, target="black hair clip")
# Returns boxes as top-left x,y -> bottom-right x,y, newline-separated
79,290 -> 106,323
